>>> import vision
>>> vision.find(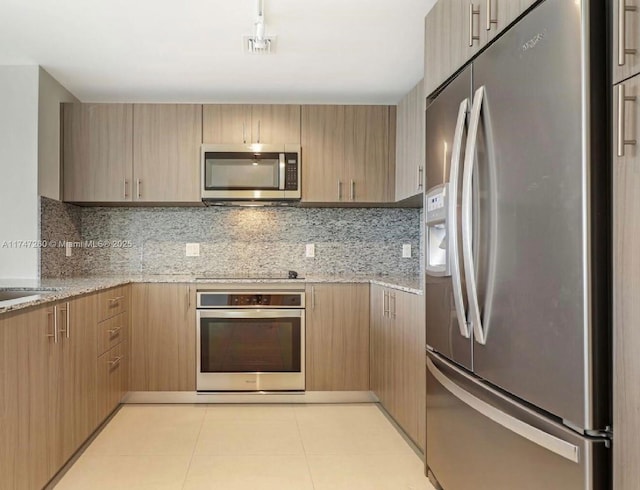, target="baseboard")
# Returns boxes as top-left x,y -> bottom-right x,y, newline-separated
122,390 -> 379,404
